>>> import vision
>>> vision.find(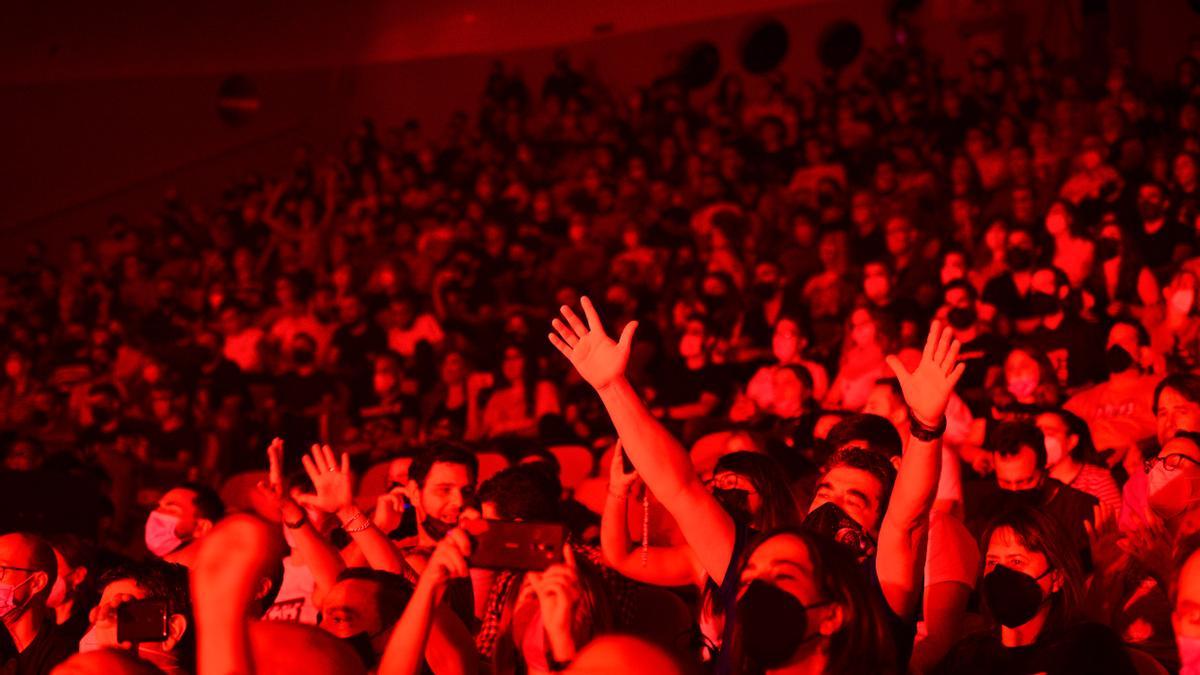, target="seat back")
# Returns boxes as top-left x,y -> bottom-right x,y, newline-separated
548,444 -> 595,490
